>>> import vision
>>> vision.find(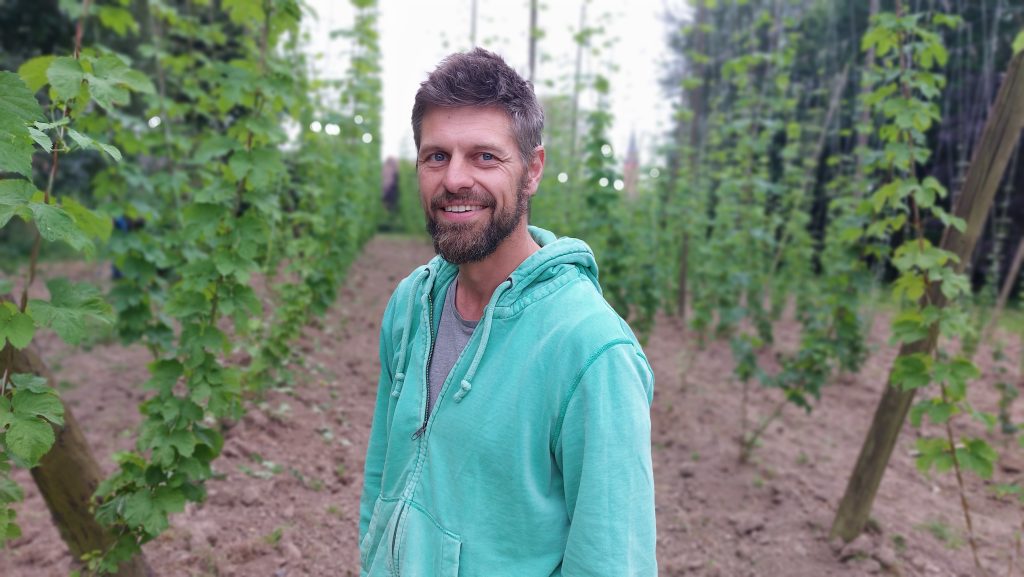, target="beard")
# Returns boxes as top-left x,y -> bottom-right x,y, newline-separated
426,174 -> 530,265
